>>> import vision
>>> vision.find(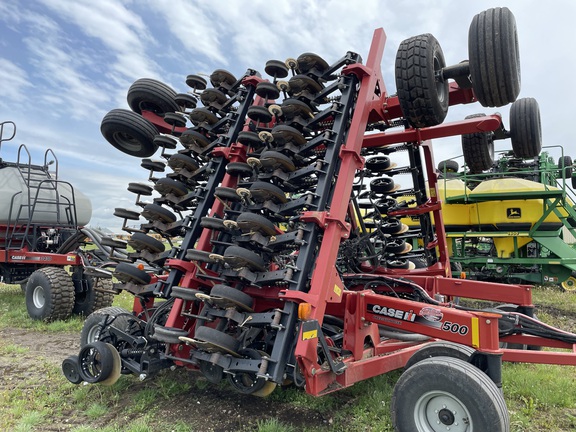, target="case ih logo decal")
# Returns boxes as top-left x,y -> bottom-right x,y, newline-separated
369,304 -> 416,322
420,307 -> 443,322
